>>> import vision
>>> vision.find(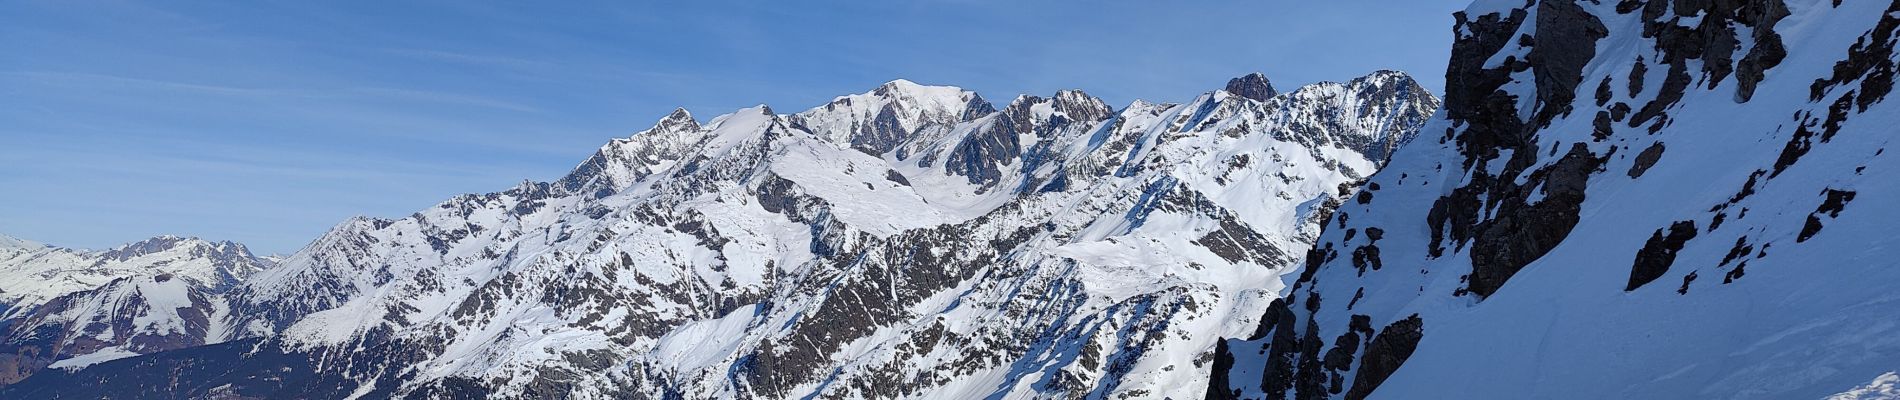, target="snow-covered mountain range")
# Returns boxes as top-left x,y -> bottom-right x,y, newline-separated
1207,0 -> 1900,399
0,235 -> 271,383
0,70 -> 1437,398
